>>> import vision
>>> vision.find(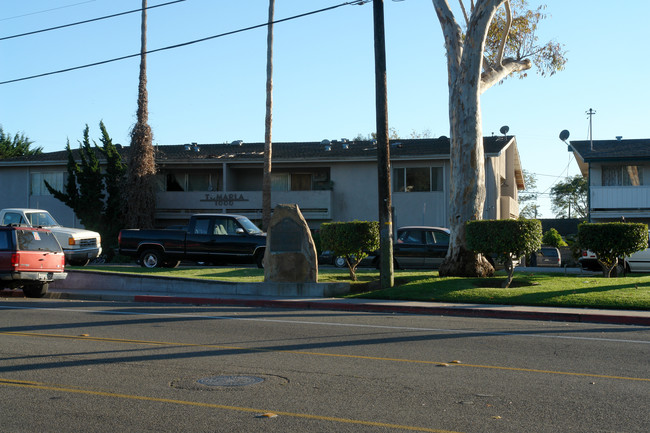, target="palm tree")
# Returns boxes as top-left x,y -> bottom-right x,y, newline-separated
262,0 -> 275,231
125,0 -> 156,228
